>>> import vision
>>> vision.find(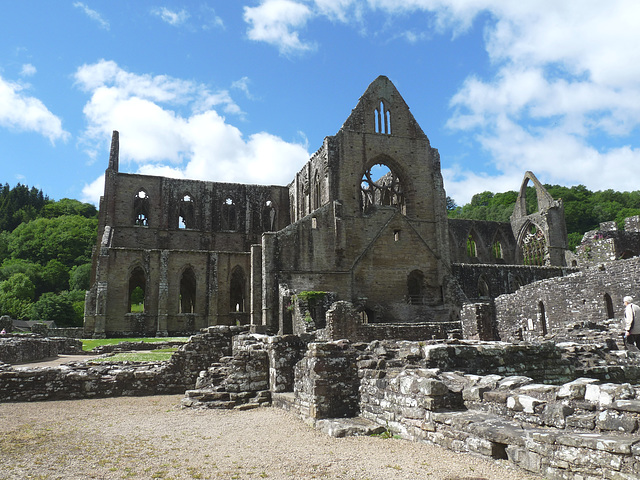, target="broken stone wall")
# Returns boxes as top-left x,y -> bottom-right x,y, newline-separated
0,335 -> 82,364
0,326 -> 242,402
494,257 -> 640,342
